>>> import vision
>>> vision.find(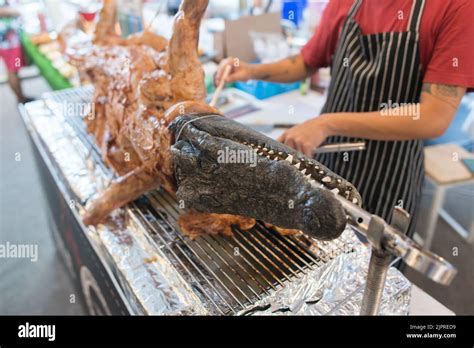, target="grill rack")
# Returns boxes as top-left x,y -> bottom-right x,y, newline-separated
43,86 -> 355,315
